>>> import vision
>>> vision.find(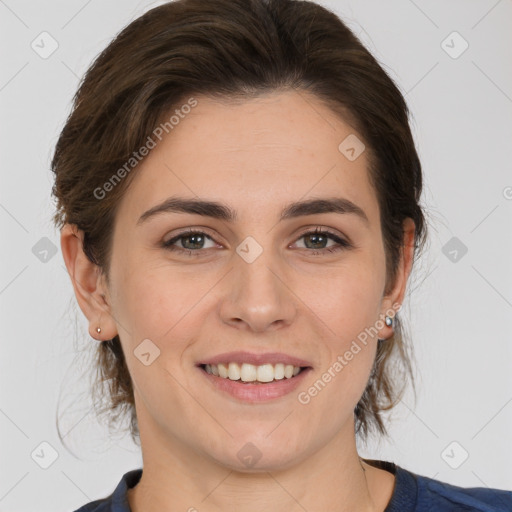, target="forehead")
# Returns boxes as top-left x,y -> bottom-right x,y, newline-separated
115,90 -> 379,227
